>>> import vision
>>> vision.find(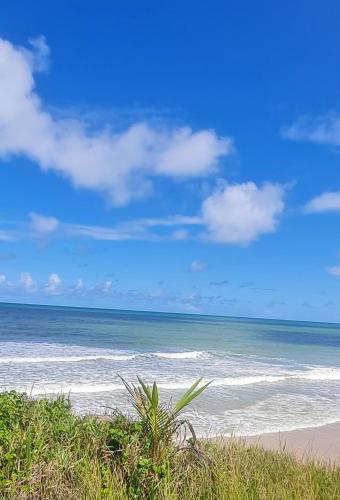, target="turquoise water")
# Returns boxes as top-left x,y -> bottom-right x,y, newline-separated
1,302 -> 340,436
